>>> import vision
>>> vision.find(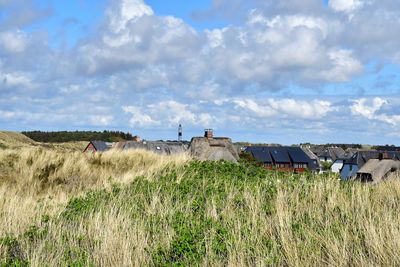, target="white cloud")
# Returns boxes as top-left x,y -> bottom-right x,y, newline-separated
123,106 -> 160,127
3,0 -> 400,144
248,12 -> 328,38
329,0 -> 363,13
90,115 -> 114,126
233,99 -> 277,118
1,72 -> 33,89
106,0 -> 153,33
205,28 -> 228,48
233,98 -> 333,120
150,100 -> 197,126
123,101 -> 218,129
315,49 -> 363,82
0,30 -> 29,53
351,97 -> 400,126
351,97 -> 387,119
269,99 -> 333,119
